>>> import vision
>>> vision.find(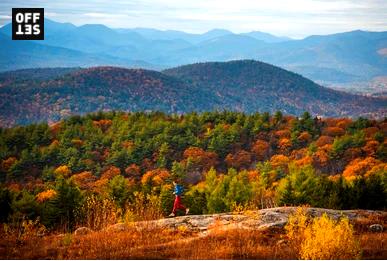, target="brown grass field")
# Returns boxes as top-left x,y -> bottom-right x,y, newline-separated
0,214 -> 386,260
